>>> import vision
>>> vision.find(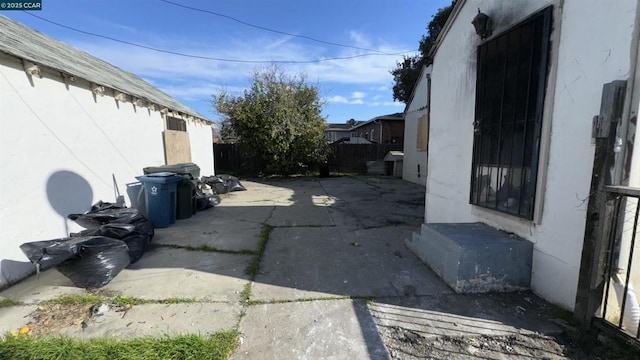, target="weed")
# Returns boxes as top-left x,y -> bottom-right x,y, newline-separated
0,298 -> 23,308
43,294 -> 197,307
41,294 -> 103,306
0,332 -> 238,360
244,224 -> 272,278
